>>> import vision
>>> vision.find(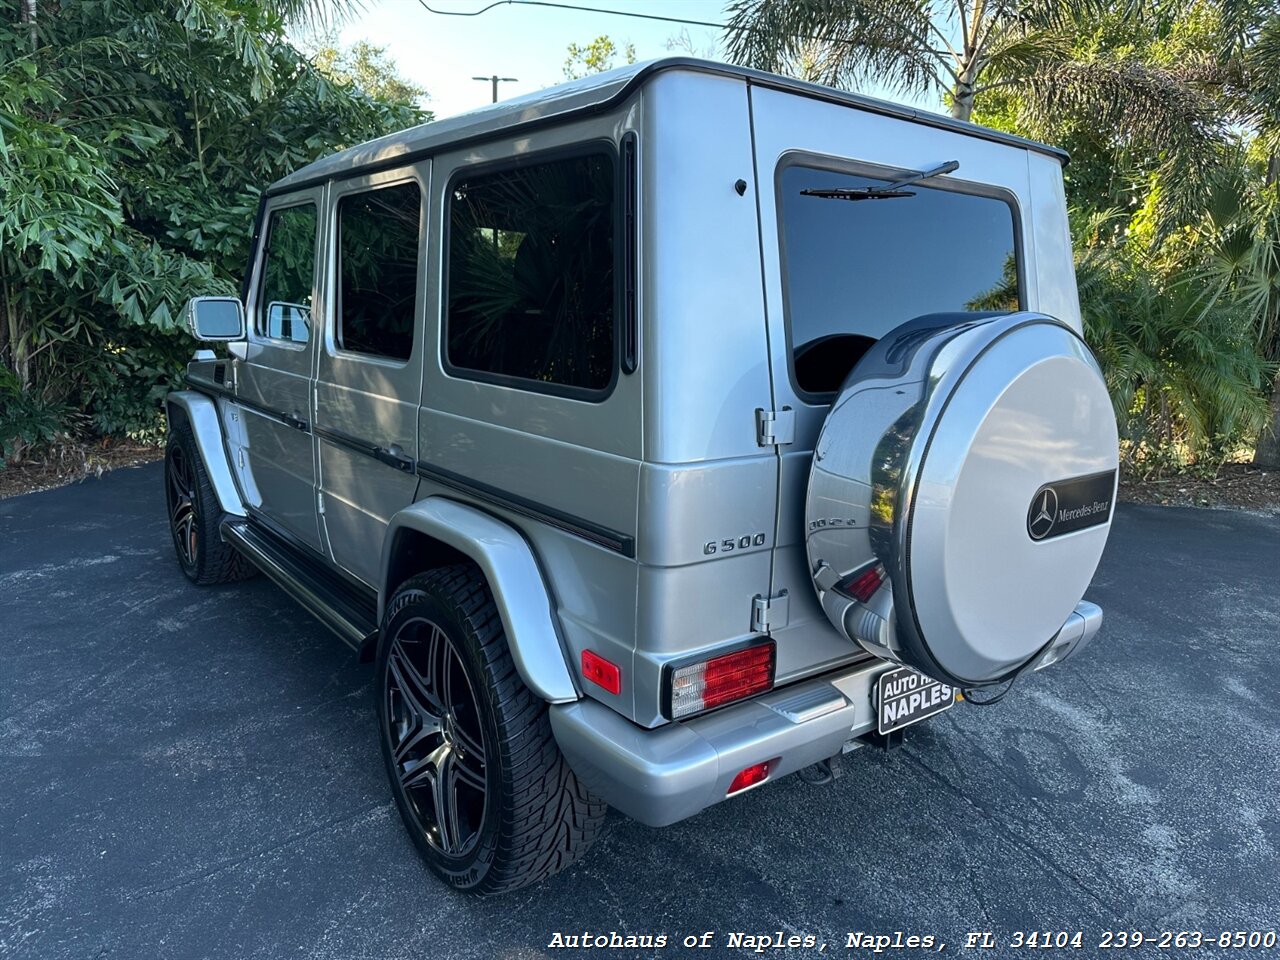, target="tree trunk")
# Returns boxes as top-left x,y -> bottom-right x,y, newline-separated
1253,374 -> 1280,467
950,60 -> 978,122
0,269 -> 28,390
21,0 -> 37,51
0,278 -> 9,379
